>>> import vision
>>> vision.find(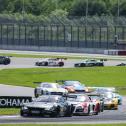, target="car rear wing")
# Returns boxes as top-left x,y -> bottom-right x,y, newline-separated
33,82 -> 42,84
55,80 -> 66,84
55,80 -> 80,84
56,58 -> 67,60
100,59 -> 107,61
